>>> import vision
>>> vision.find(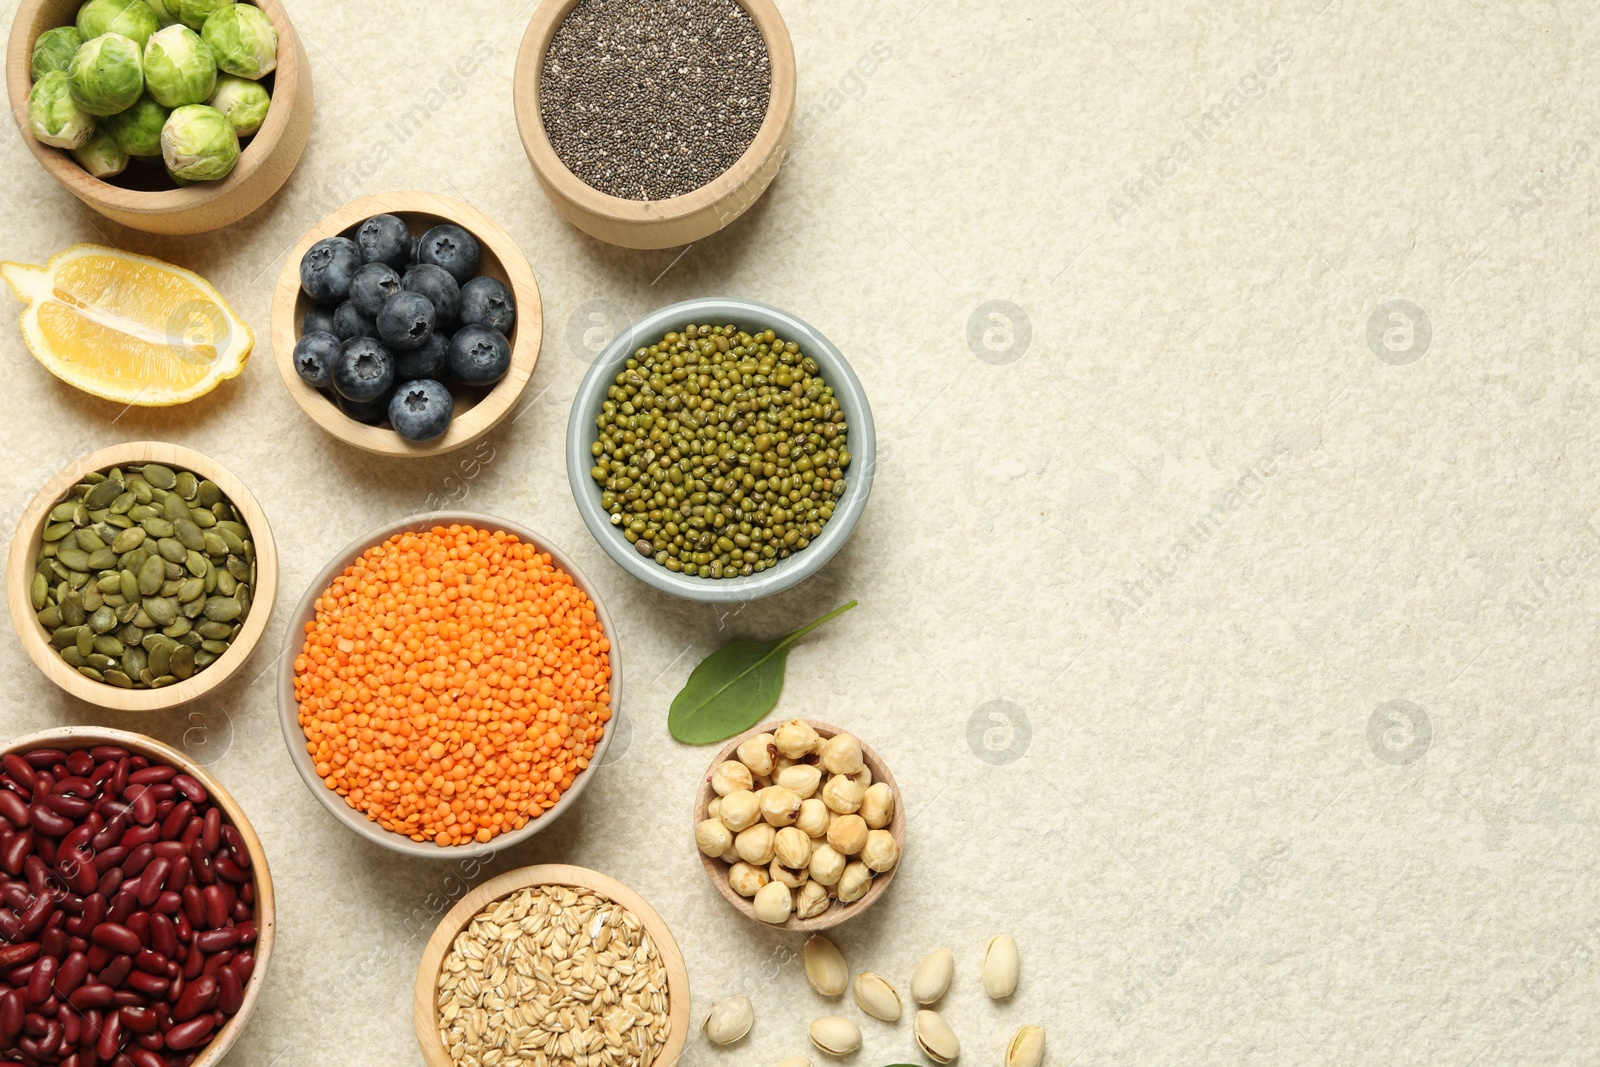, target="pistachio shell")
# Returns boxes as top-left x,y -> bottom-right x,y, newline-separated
911,948 -> 954,1005
982,935 -> 1020,999
852,971 -> 902,1022
807,1016 -> 861,1057
914,1010 -> 960,1065
1006,1026 -> 1046,1067
802,936 -> 848,997
703,995 -> 753,1046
